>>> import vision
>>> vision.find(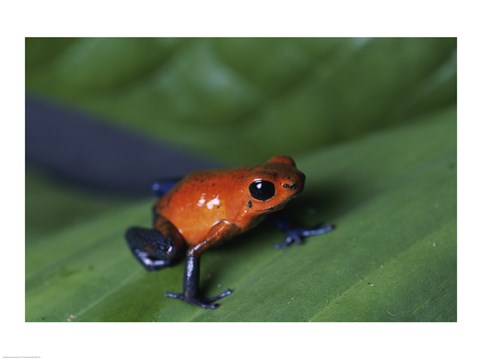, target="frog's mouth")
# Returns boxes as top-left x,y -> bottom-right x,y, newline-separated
265,194 -> 298,212
266,203 -> 286,212
254,190 -> 301,214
